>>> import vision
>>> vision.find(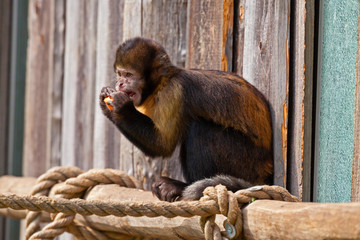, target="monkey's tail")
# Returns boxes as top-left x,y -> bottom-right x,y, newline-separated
180,175 -> 253,201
